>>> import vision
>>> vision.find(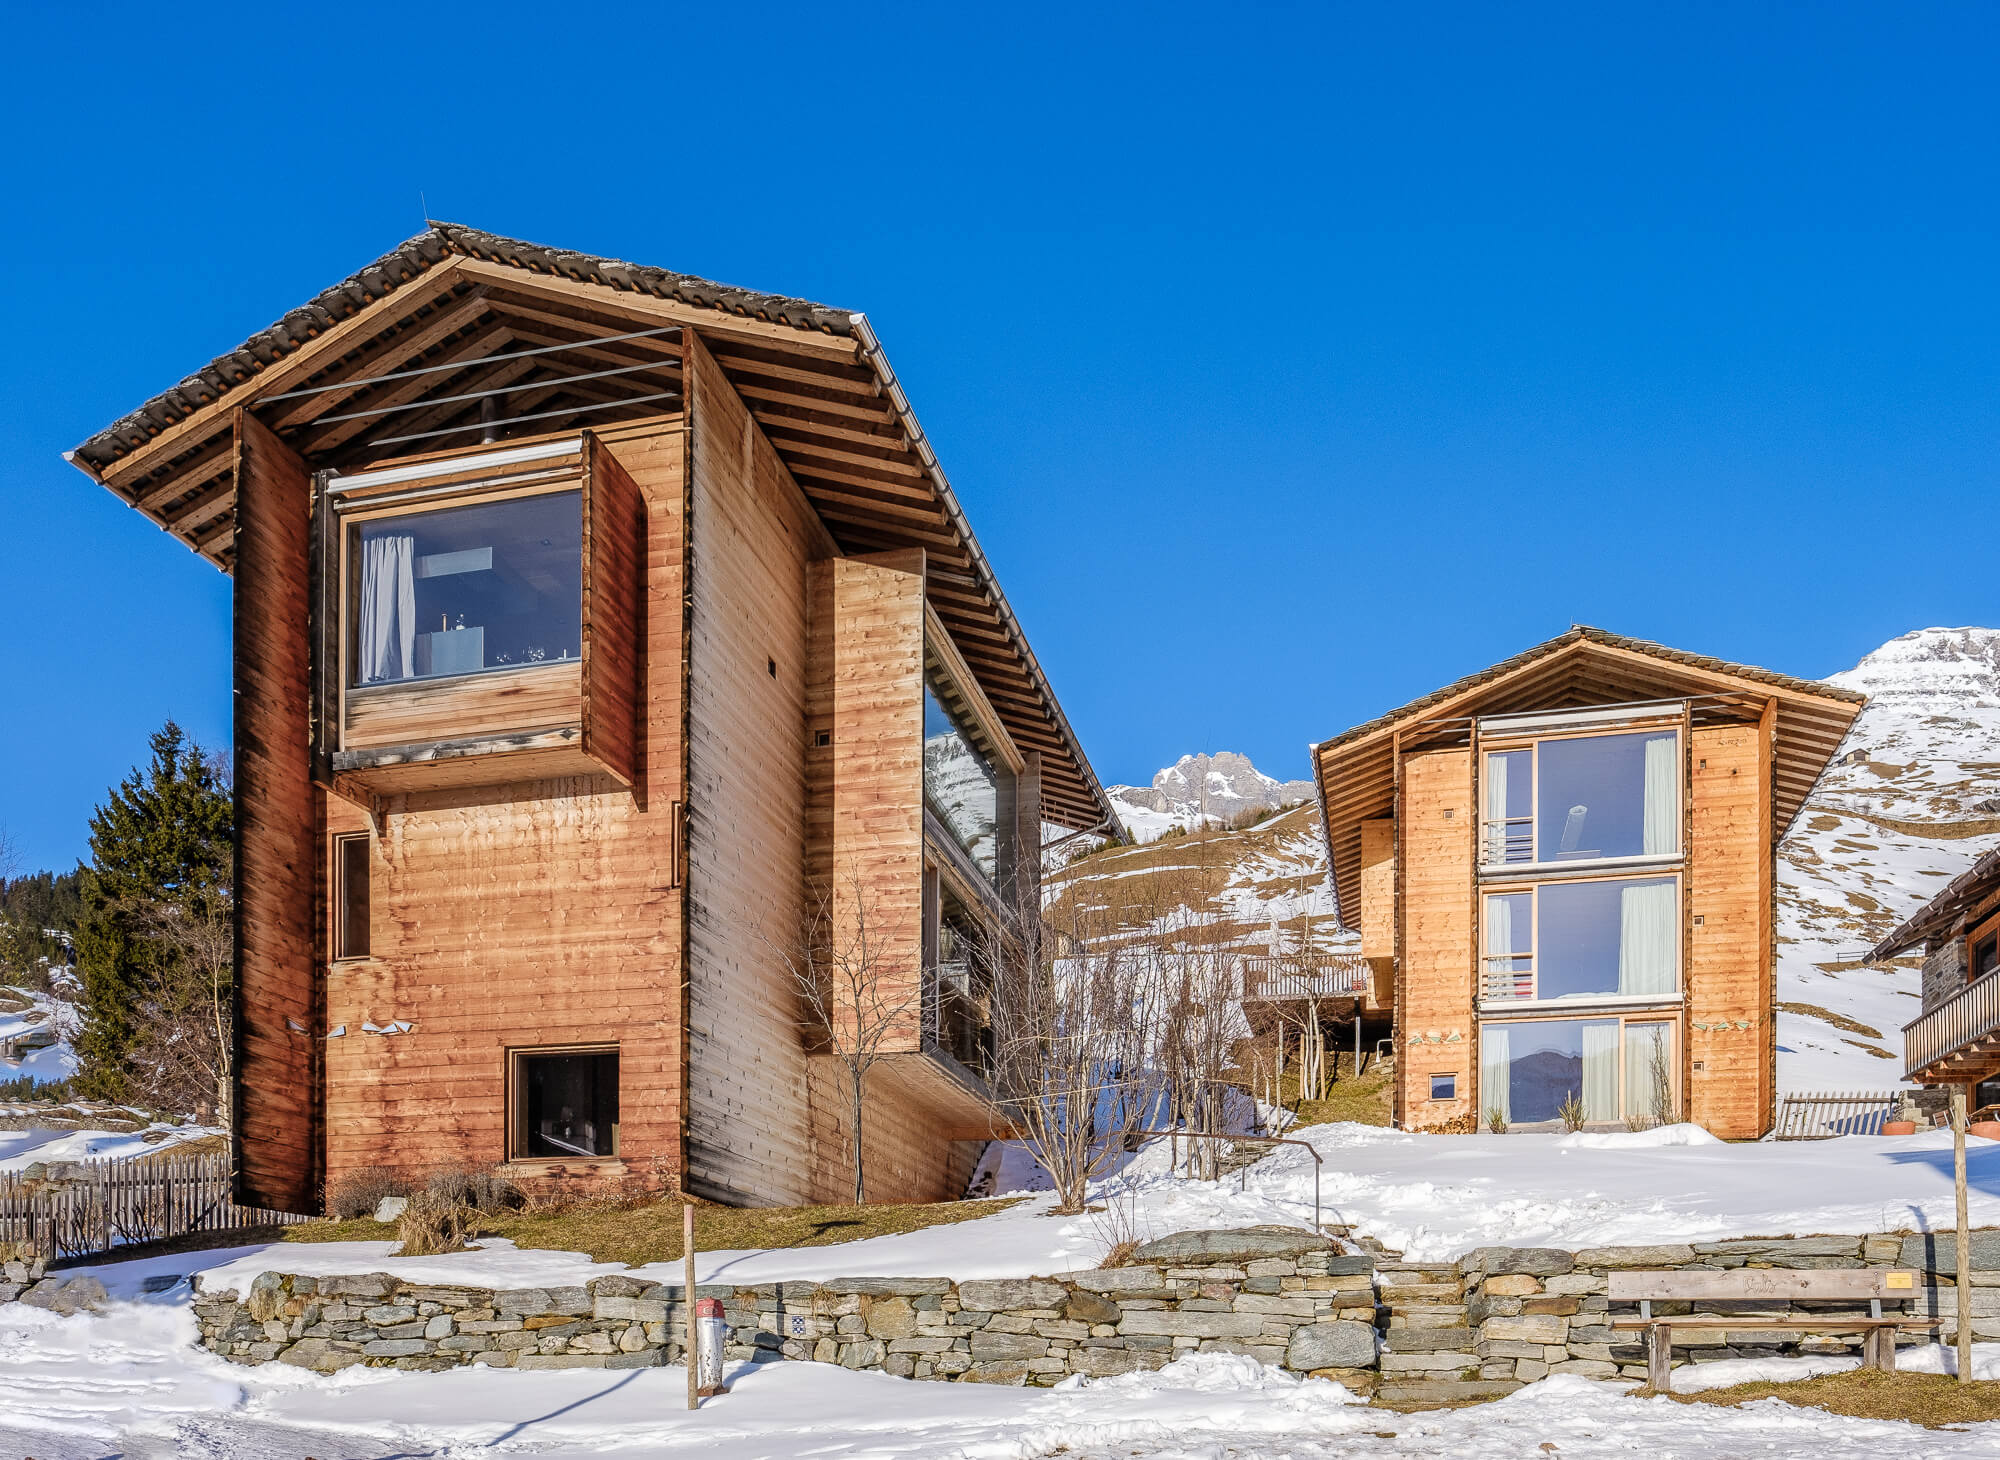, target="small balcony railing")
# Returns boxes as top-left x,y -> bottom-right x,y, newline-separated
1904,970 -> 2000,1080
1482,955 -> 1535,1002
1241,955 -> 1371,1002
1482,817 -> 1534,867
